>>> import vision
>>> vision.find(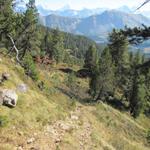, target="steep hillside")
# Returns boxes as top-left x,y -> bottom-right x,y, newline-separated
0,54 -> 150,150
